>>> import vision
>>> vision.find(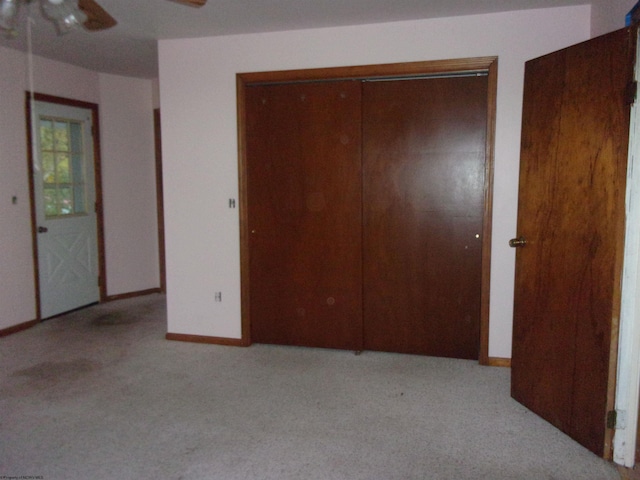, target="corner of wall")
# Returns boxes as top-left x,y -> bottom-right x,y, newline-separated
591,0 -> 636,37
